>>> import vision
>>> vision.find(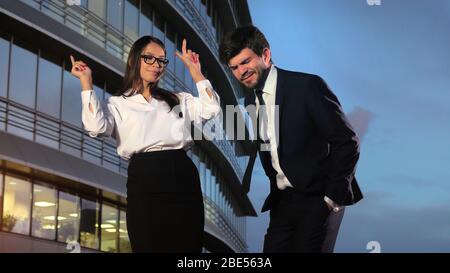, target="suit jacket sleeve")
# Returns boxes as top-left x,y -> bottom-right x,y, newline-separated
306,75 -> 360,205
